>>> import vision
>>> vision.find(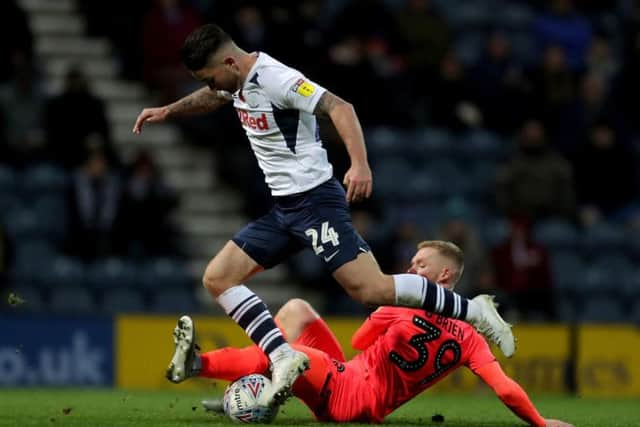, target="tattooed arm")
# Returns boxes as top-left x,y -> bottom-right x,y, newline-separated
314,91 -> 372,203
133,87 -> 231,133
